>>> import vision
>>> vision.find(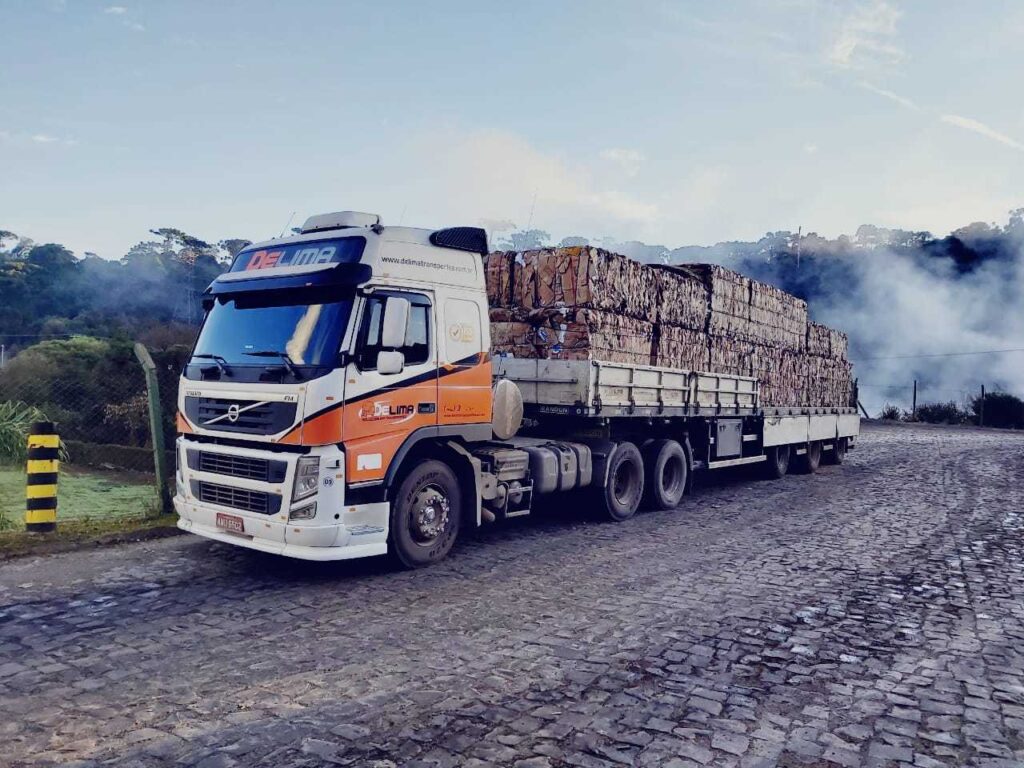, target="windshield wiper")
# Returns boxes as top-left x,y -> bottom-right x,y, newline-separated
244,350 -> 303,379
192,354 -> 232,375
